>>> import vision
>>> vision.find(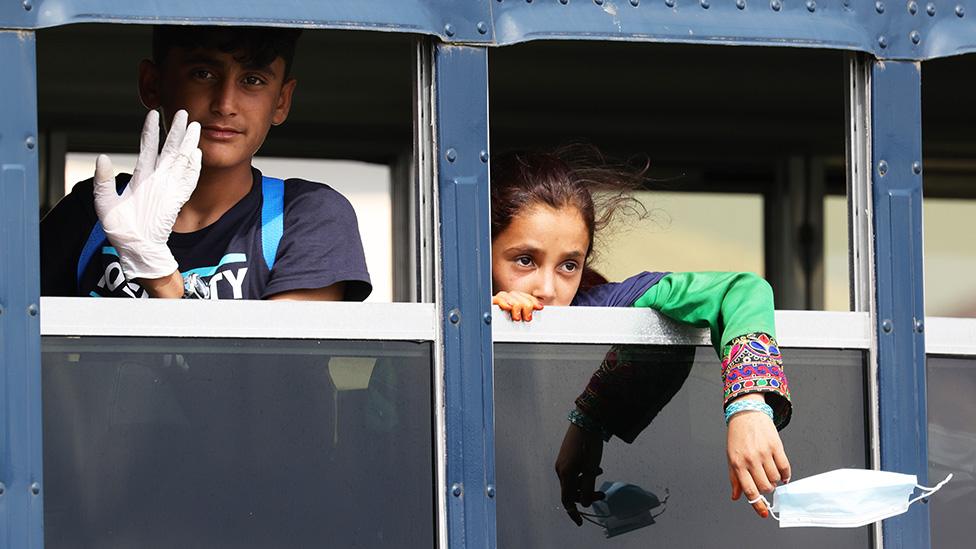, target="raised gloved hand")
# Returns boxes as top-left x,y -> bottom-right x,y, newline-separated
93,109 -> 202,280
